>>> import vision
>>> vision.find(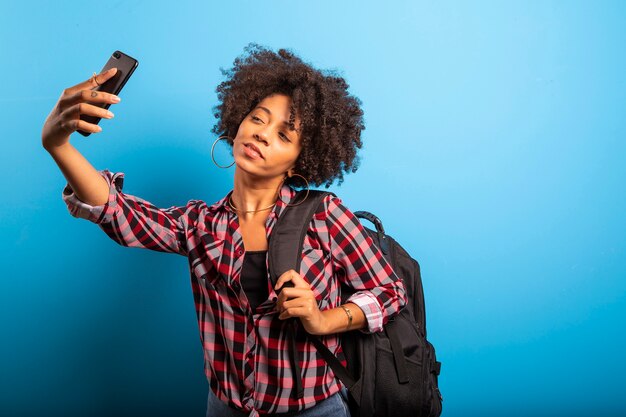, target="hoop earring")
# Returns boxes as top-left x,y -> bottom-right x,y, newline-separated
282,173 -> 310,207
211,136 -> 235,168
